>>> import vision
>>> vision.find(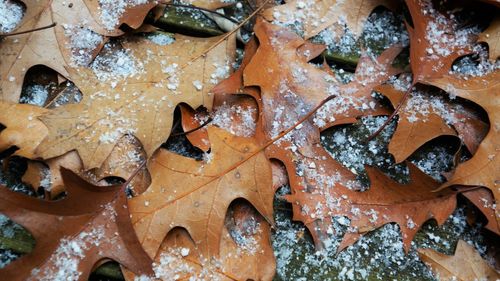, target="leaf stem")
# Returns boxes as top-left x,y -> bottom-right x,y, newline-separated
1,23 -> 57,37
365,82 -> 415,142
